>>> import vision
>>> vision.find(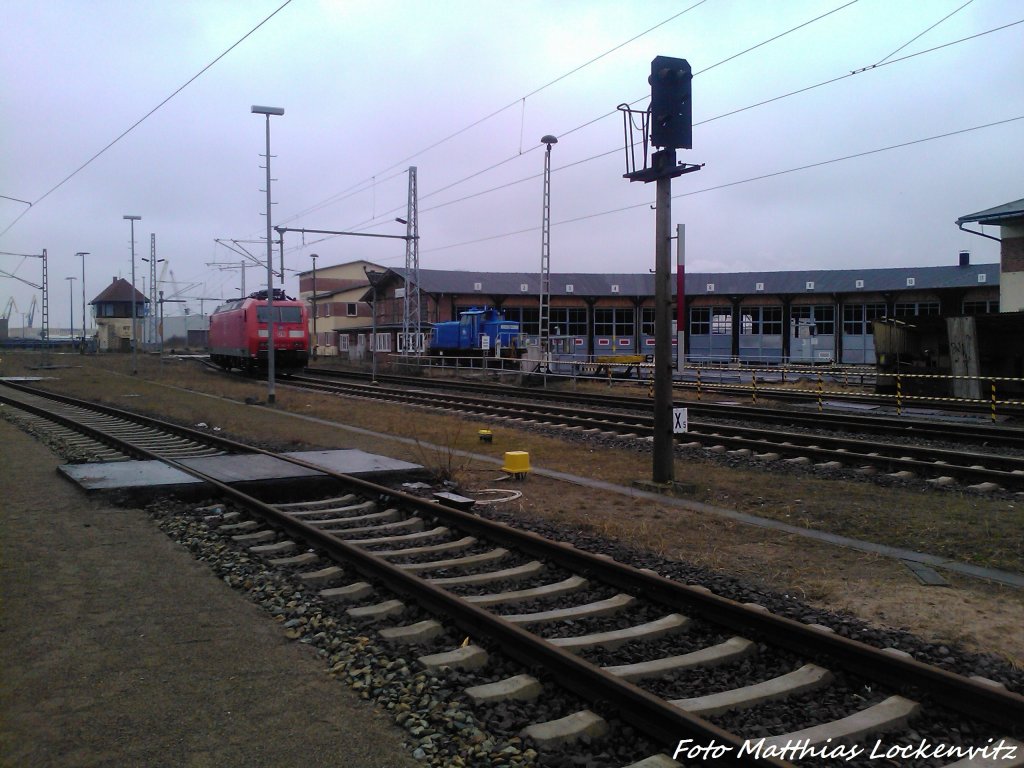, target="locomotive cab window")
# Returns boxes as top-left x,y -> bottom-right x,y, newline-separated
257,306 -> 302,323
